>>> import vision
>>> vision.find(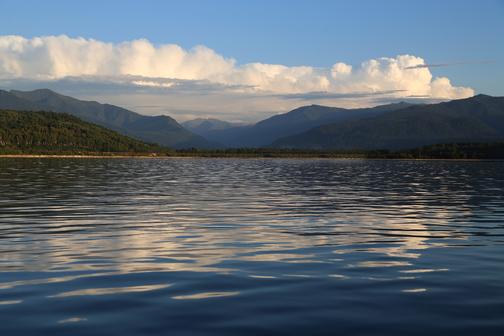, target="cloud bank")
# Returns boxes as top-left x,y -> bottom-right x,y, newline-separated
0,35 -> 473,97
0,35 -> 474,121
